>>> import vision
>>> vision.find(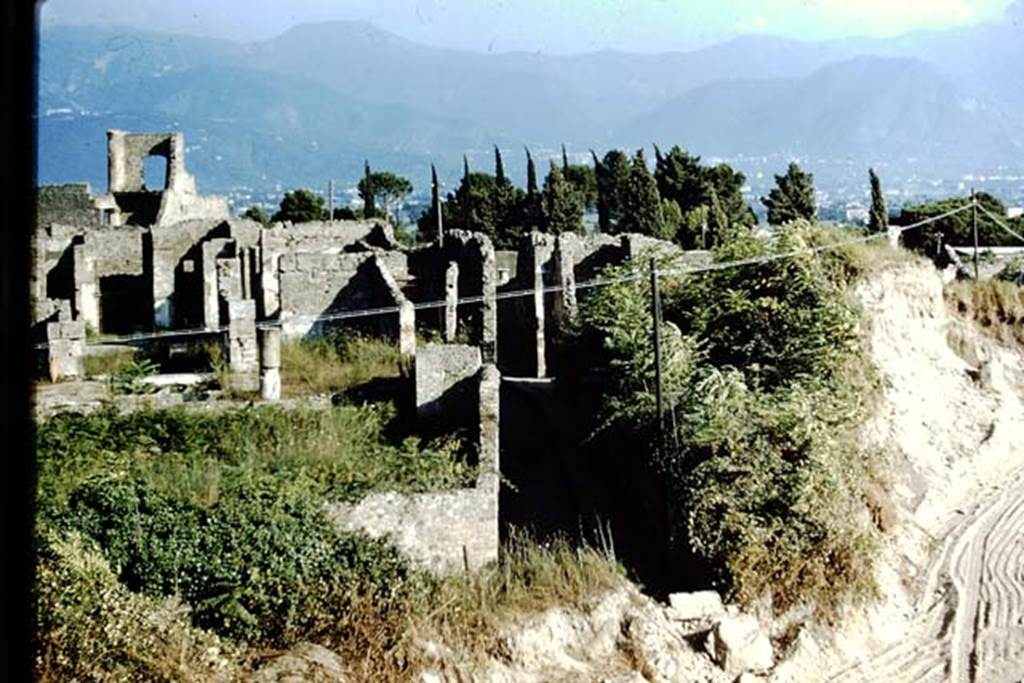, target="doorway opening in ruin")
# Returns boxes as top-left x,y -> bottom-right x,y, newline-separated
143,155 -> 169,191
